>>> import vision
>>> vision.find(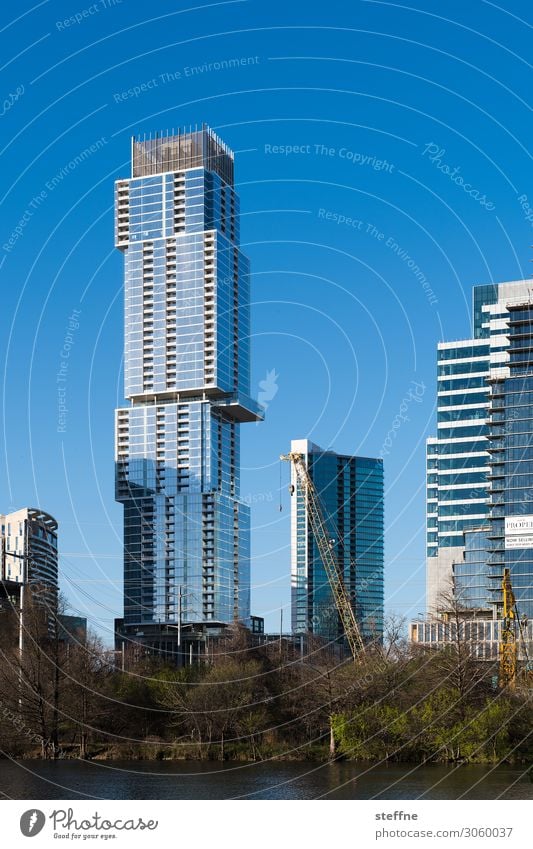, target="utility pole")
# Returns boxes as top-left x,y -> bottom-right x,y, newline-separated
20,520 -> 28,661
164,587 -> 184,667
1,531 -> 29,661
2,531 -> 30,711
178,585 -> 182,649
18,584 -> 24,659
